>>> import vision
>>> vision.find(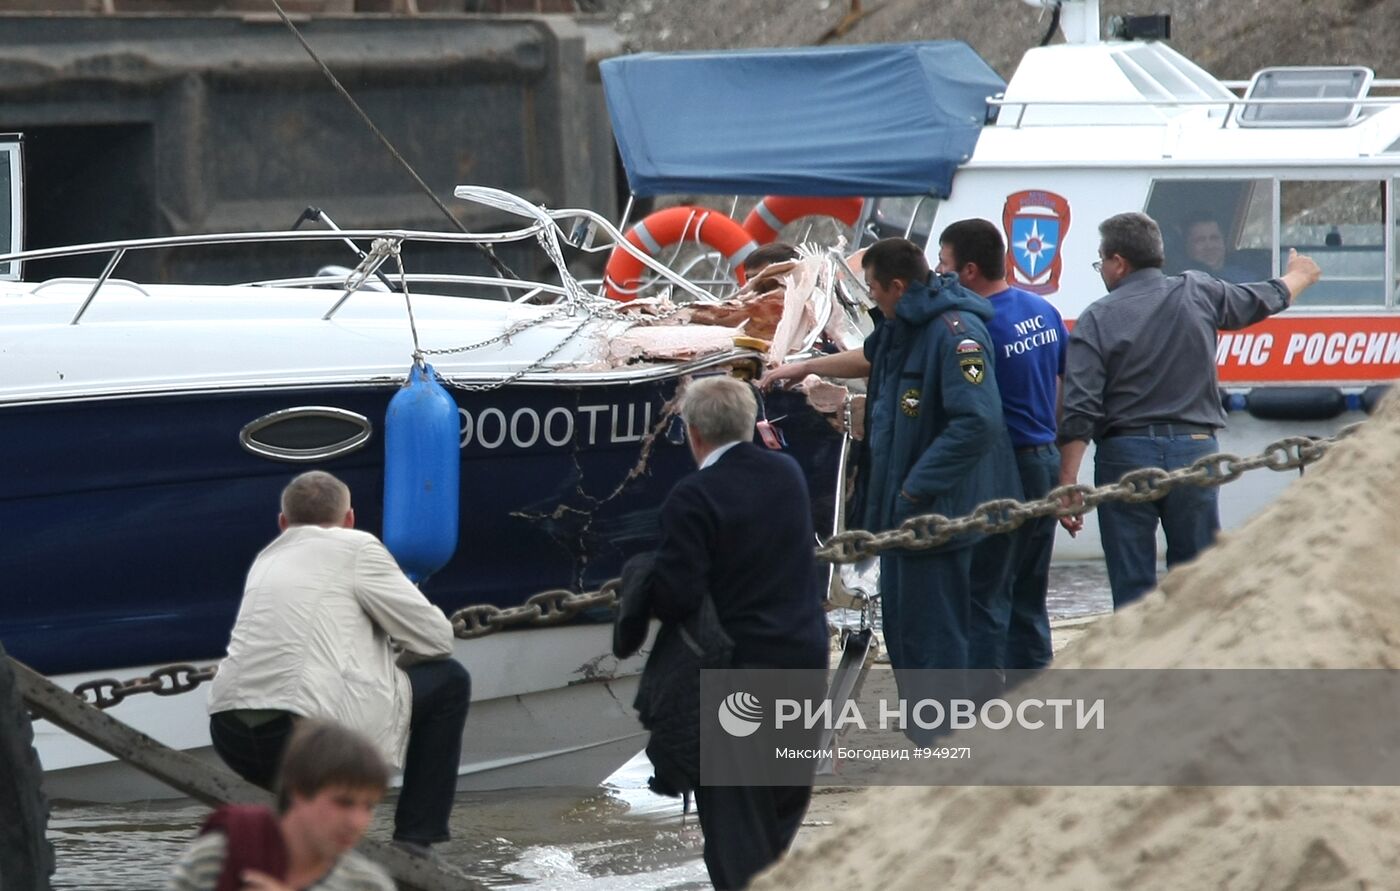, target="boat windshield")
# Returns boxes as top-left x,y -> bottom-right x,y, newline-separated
0,136 -> 19,281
